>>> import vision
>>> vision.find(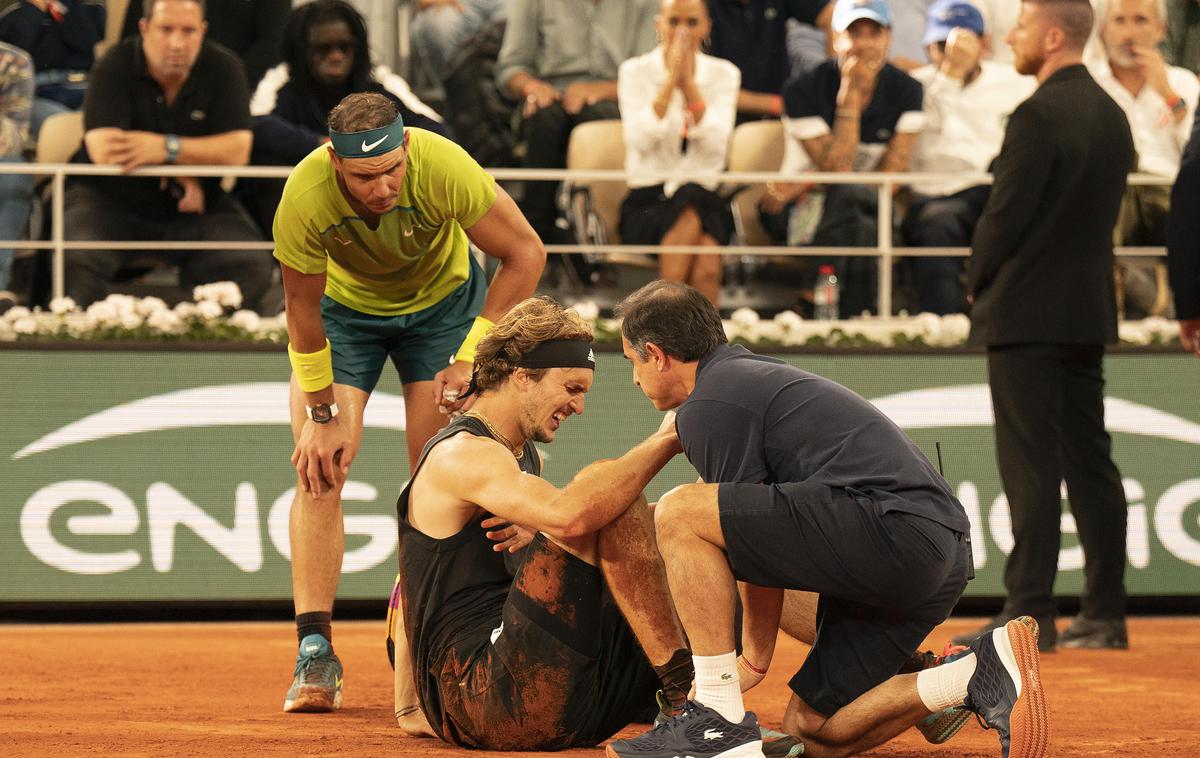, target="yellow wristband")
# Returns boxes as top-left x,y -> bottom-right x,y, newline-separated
288,338 -> 335,393
452,316 -> 496,364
